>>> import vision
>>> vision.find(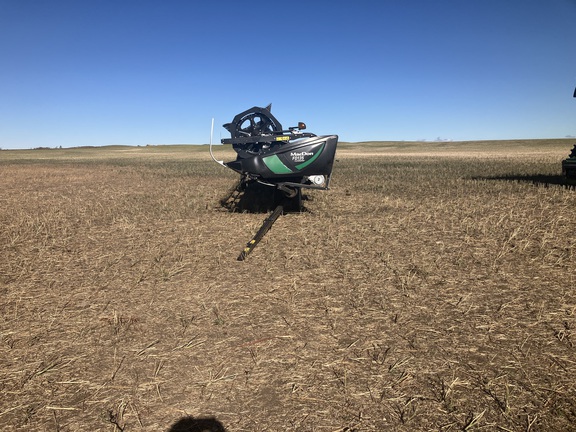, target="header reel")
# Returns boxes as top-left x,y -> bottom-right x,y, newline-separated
223,104 -> 283,140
